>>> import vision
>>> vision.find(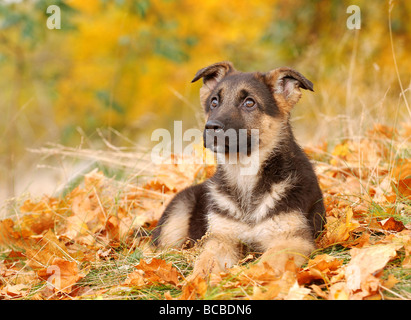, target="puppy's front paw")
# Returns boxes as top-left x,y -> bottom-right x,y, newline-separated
186,255 -> 222,283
